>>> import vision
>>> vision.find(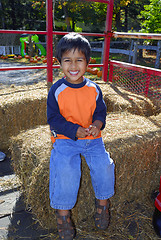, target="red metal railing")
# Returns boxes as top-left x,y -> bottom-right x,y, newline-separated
0,0 -> 112,83
109,61 -> 161,82
109,61 -> 161,100
1,0 -> 160,101
102,0 -> 113,82
109,32 -> 161,100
